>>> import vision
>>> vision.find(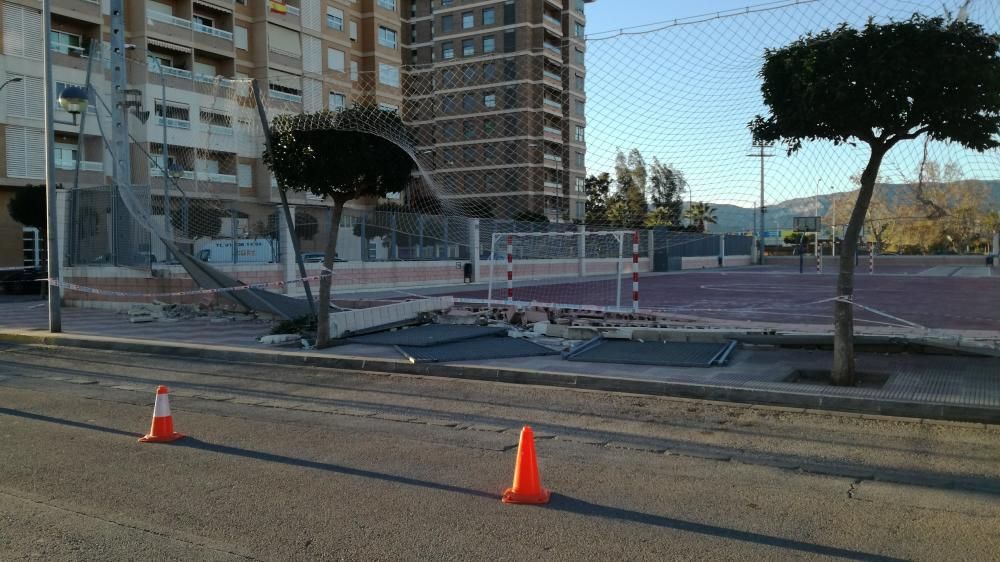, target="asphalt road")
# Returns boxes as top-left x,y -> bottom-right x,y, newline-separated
0,343 -> 998,561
